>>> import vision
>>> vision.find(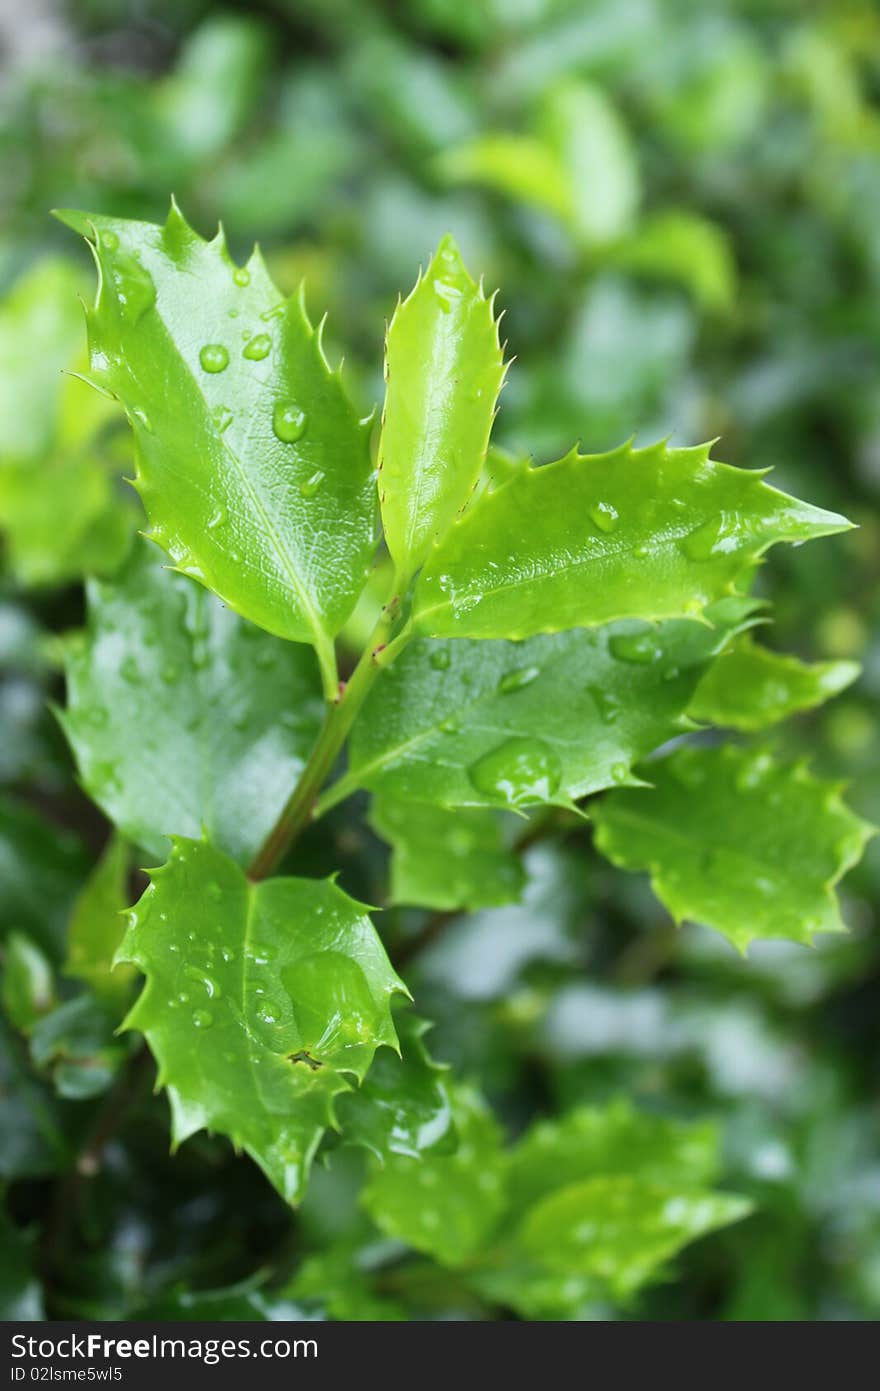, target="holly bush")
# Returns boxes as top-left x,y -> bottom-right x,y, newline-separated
2,0 -> 879,1323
